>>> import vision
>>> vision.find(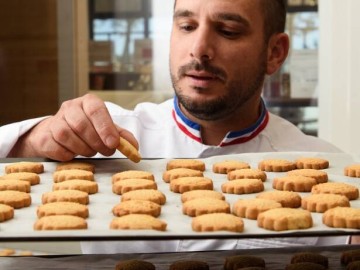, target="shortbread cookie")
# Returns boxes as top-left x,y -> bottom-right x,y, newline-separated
53,179 -> 98,194
221,179 -> 264,195
5,161 -> 44,174
162,168 -> 203,183
37,202 -> 89,218
112,170 -> 154,184
345,164 -> 360,178
257,208 -> 313,231
192,213 -> 244,232
0,249 -> 15,256
115,259 -> 155,270
121,189 -> 166,205
42,190 -> 89,205
256,191 -> 302,208
285,262 -> 326,270
290,252 -> 329,268
112,179 -> 157,195
272,175 -> 317,192
53,169 -> 94,183
0,179 -> 31,193
341,249 -> 360,265
0,204 -> 14,222
34,215 -> 87,230
110,214 -> 167,231
170,177 -> 213,194
228,168 -> 267,182
183,198 -> 230,217
232,198 -> 282,220
0,190 -> 31,209
287,169 -> 328,184
311,182 -> 359,200
112,200 -> 161,217
0,172 -> 40,185
55,161 -> 95,173
296,157 -> 329,170
181,190 -> 225,203
117,137 -> 141,163
212,160 -> 250,174
169,260 -> 209,270
224,255 -> 266,270
322,207 -> 360,229
258,159 -> 296,172
301,193 -> 350,213
166,159 -> 205,171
